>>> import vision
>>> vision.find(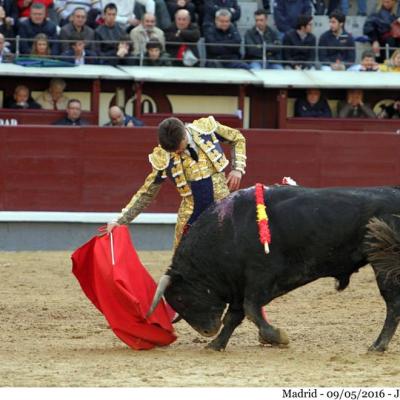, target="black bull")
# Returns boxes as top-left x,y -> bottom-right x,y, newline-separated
148,185 -> 400,351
